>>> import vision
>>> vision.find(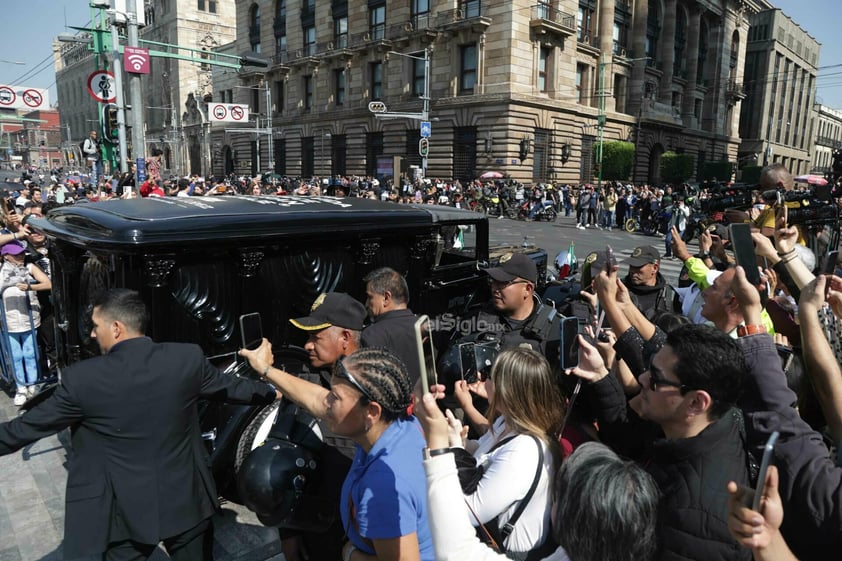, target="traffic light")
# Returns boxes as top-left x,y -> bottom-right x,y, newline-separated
102,103 -> 119,144
239,53 -> 270,68
419,137 -> 429,158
